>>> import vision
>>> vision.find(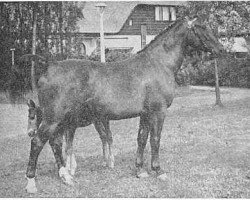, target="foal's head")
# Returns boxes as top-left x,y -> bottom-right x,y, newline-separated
184,17 -> 224,56
27,99 -> 42,138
